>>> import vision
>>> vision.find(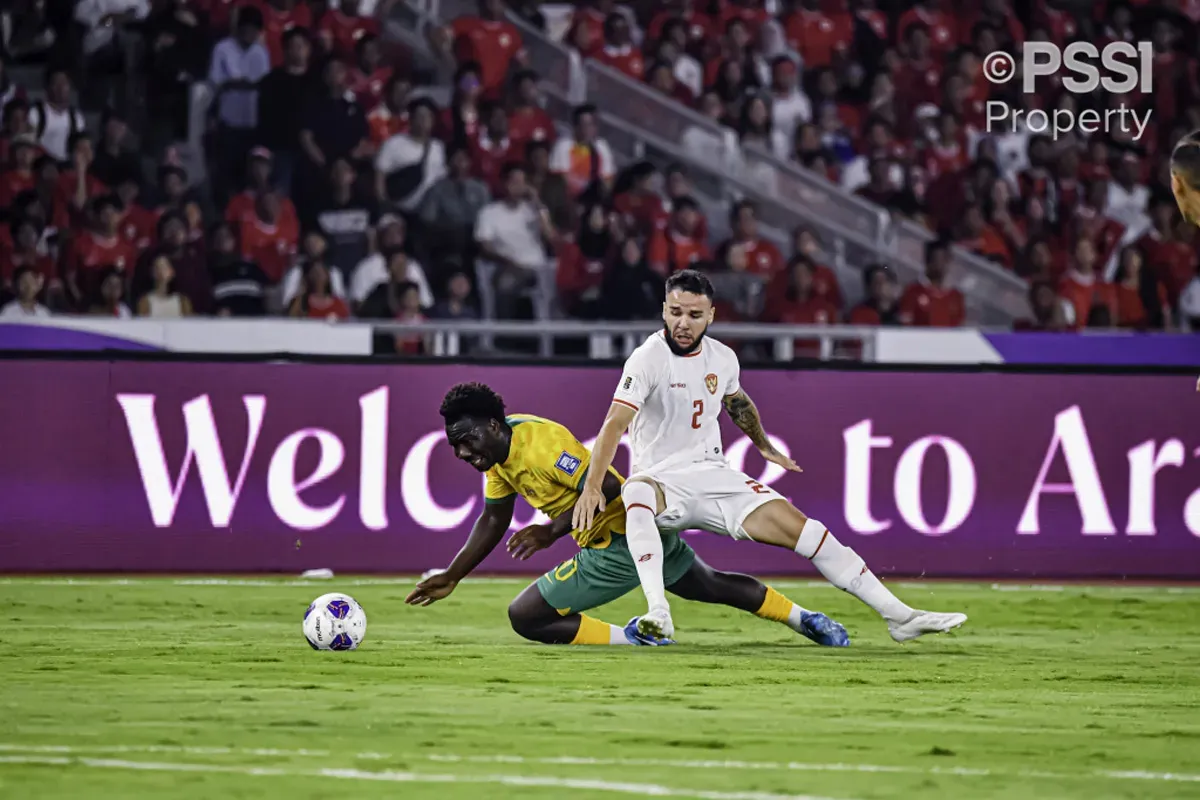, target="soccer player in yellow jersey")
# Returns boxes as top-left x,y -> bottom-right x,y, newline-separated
405,382 -> 849,647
